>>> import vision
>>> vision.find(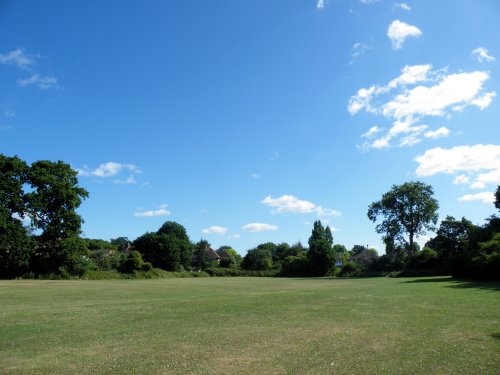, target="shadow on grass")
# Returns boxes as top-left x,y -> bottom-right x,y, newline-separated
403,277 -> 500,292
